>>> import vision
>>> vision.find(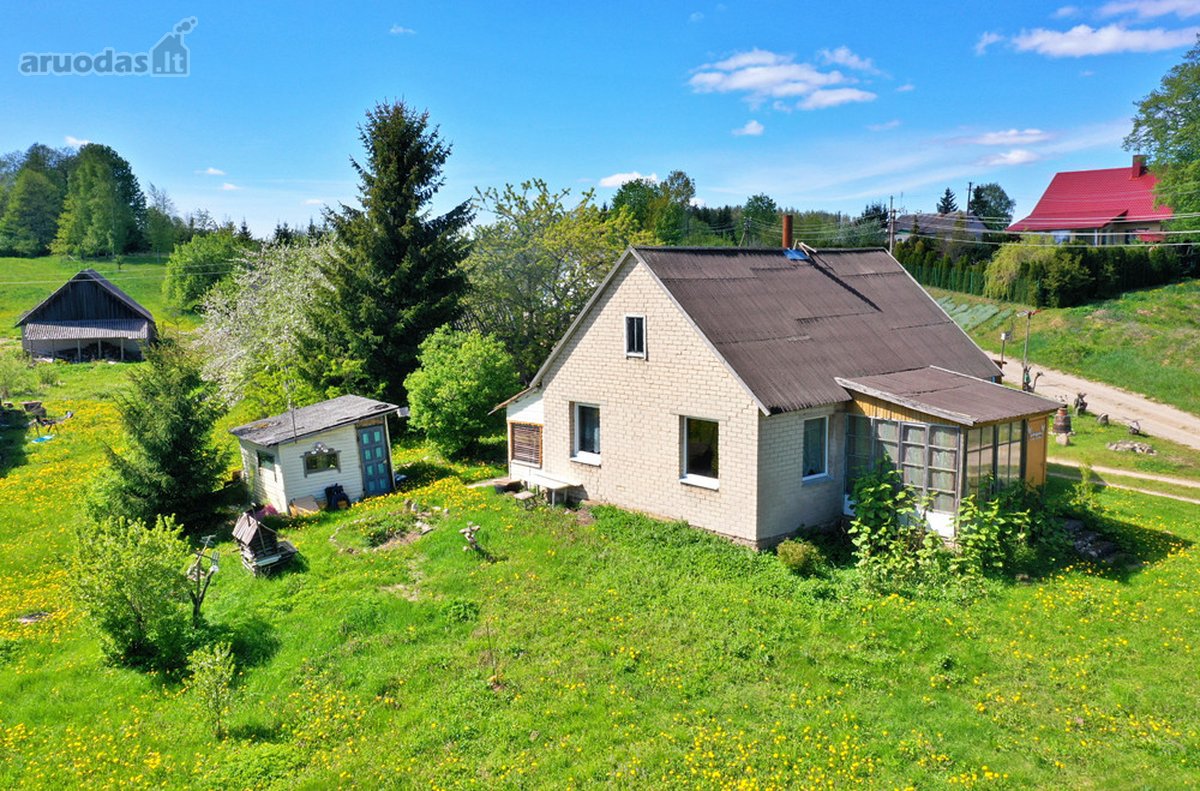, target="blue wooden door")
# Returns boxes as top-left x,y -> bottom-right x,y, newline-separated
358,425 -> 391,496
